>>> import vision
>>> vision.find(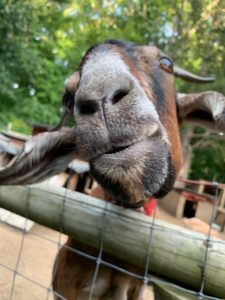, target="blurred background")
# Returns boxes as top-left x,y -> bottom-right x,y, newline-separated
0,0 -> 224,181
